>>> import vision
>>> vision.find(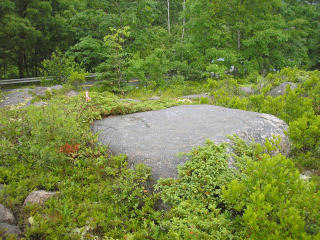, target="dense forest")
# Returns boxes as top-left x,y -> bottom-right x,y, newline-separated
1,0 -> 320,239
0,0 -> 319,83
